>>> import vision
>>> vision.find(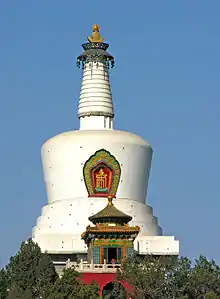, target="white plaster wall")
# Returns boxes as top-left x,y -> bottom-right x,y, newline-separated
135,236 -> 179,255
80,115 -> 113,130
32,197 -> 162,253
42,130 -> 153,205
